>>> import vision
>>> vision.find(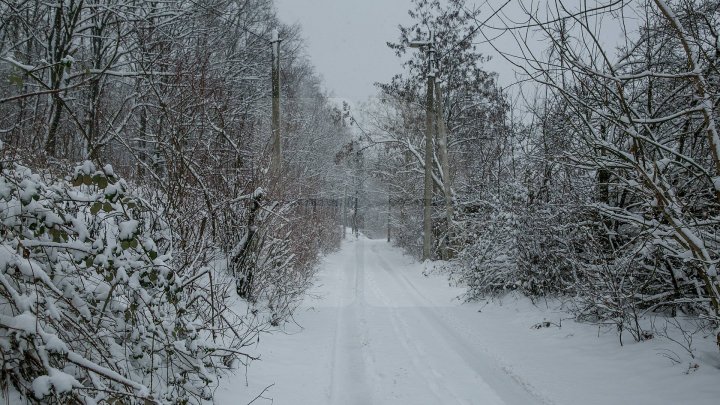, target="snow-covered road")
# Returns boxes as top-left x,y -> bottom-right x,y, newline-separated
216,237 -> 547,404
325,238 -> 544,405
215,236 -> 720,405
